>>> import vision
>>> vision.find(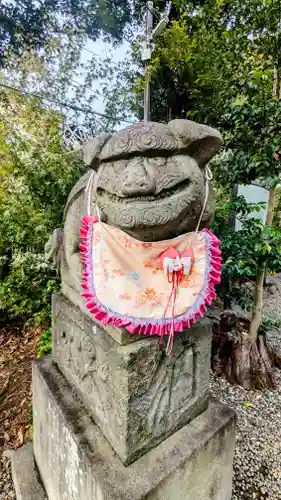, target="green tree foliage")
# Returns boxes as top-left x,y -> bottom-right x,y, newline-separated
0,88 -> 86,323
0,0 -> 180,65
213,195 -> 281,305
104,0 -> 281,121
0,0 -> 145,64
104,0 -> 281,388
